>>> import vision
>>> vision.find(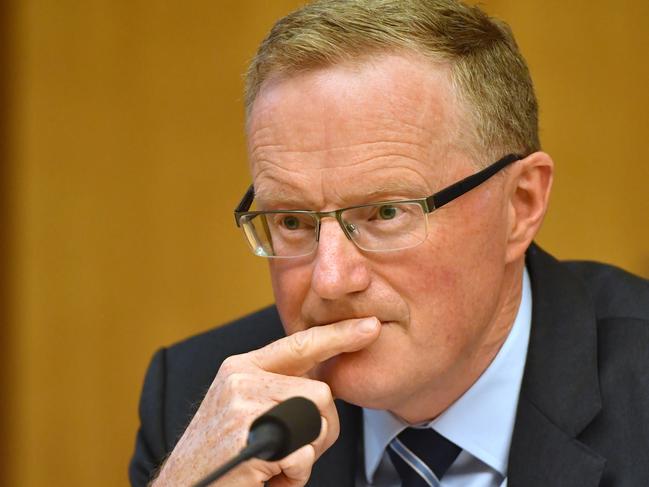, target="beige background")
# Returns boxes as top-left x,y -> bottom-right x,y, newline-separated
2,1 -> 648,486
